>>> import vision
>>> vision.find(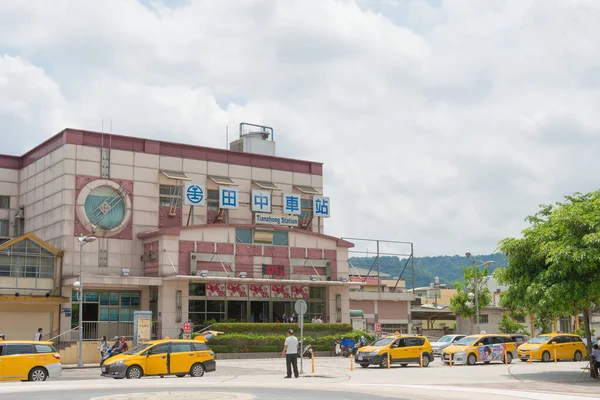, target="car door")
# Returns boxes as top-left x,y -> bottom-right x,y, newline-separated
144,342 -> 170,376
549,336 -> 565,359
2,344 -> 34,380
0,344 -> 4,381
405,337 -> 425,362
169,342 -> 194,374
477,337 -> 491,362
390,339 -> 405,363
